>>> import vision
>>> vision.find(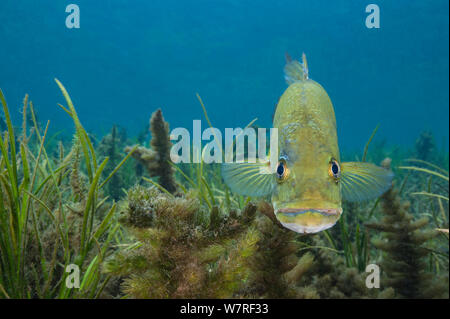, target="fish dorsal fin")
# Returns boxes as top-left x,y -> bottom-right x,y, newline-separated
284,52 -> 309,84
222,161 -> 275,197
340,162 -> 394,202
